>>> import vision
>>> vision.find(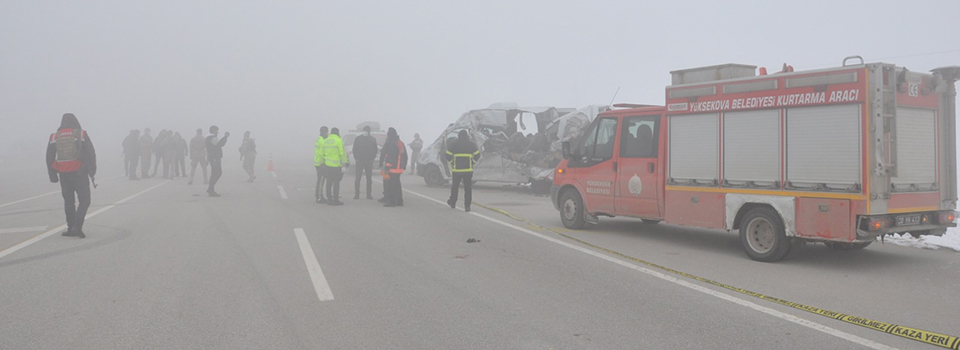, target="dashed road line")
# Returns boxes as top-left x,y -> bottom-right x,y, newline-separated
0,180 -> 170,260
0,226 -> 48,234
293,228 -> 334,302
278,185 -> 289,199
